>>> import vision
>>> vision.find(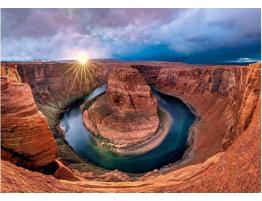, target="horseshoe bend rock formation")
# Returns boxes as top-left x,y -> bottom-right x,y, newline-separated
83,67 -> 161,149
1,76 -> 58,168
